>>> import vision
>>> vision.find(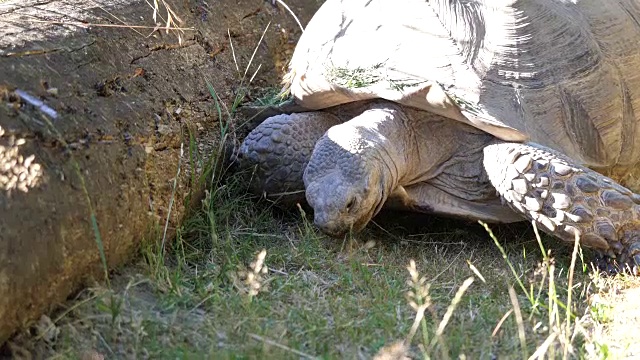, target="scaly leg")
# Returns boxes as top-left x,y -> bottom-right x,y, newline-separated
238,111 -> 342,205
483,142 -> 640,274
